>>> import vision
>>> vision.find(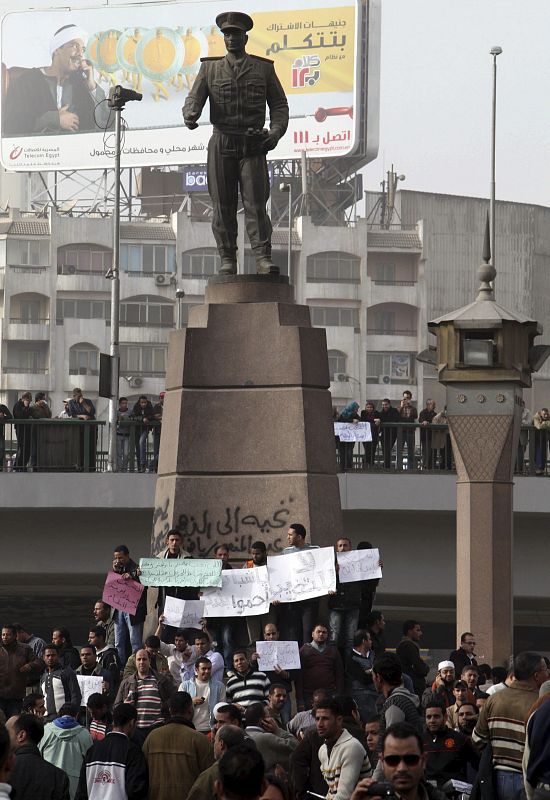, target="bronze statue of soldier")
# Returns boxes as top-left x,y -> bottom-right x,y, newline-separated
182,11 -> 289,275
